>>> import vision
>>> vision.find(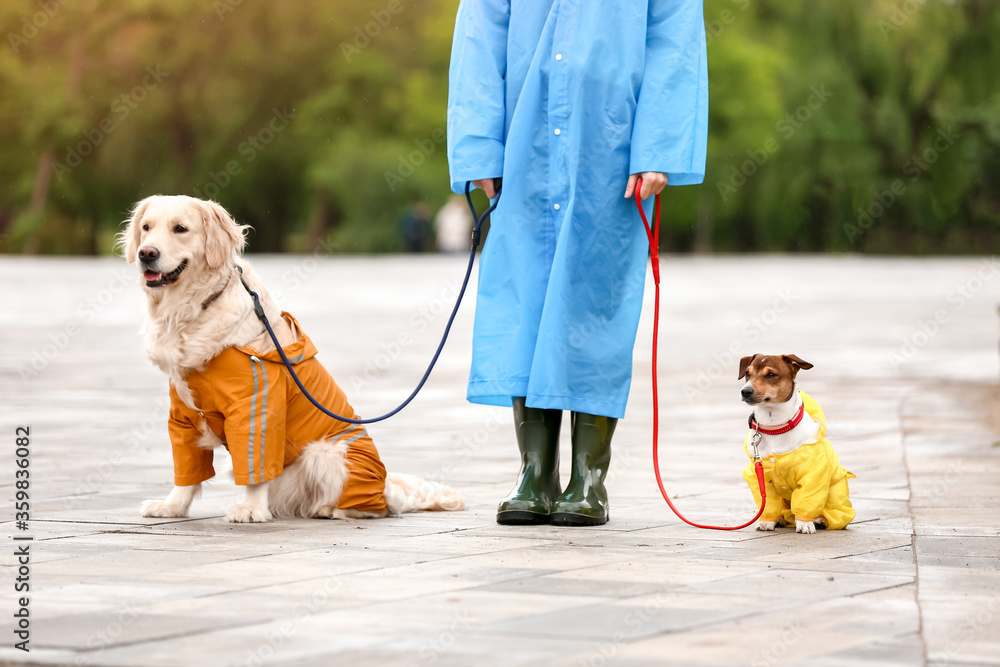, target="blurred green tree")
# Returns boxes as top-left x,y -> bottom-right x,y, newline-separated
0,0 -> 996,255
